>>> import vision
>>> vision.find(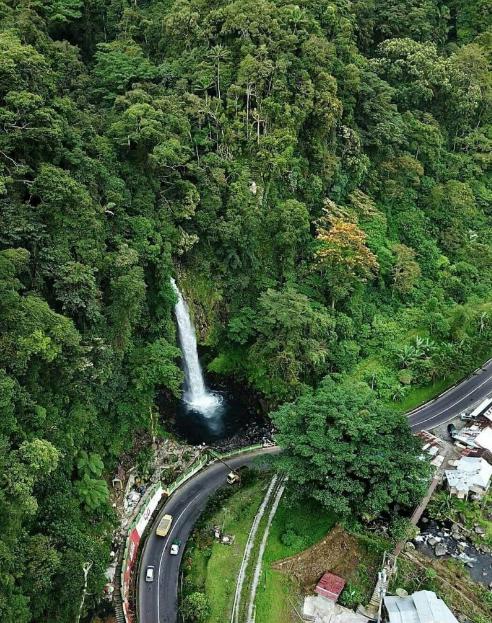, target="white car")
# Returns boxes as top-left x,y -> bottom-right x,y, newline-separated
145,566 -> 154,582
170,539 -> 181,555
